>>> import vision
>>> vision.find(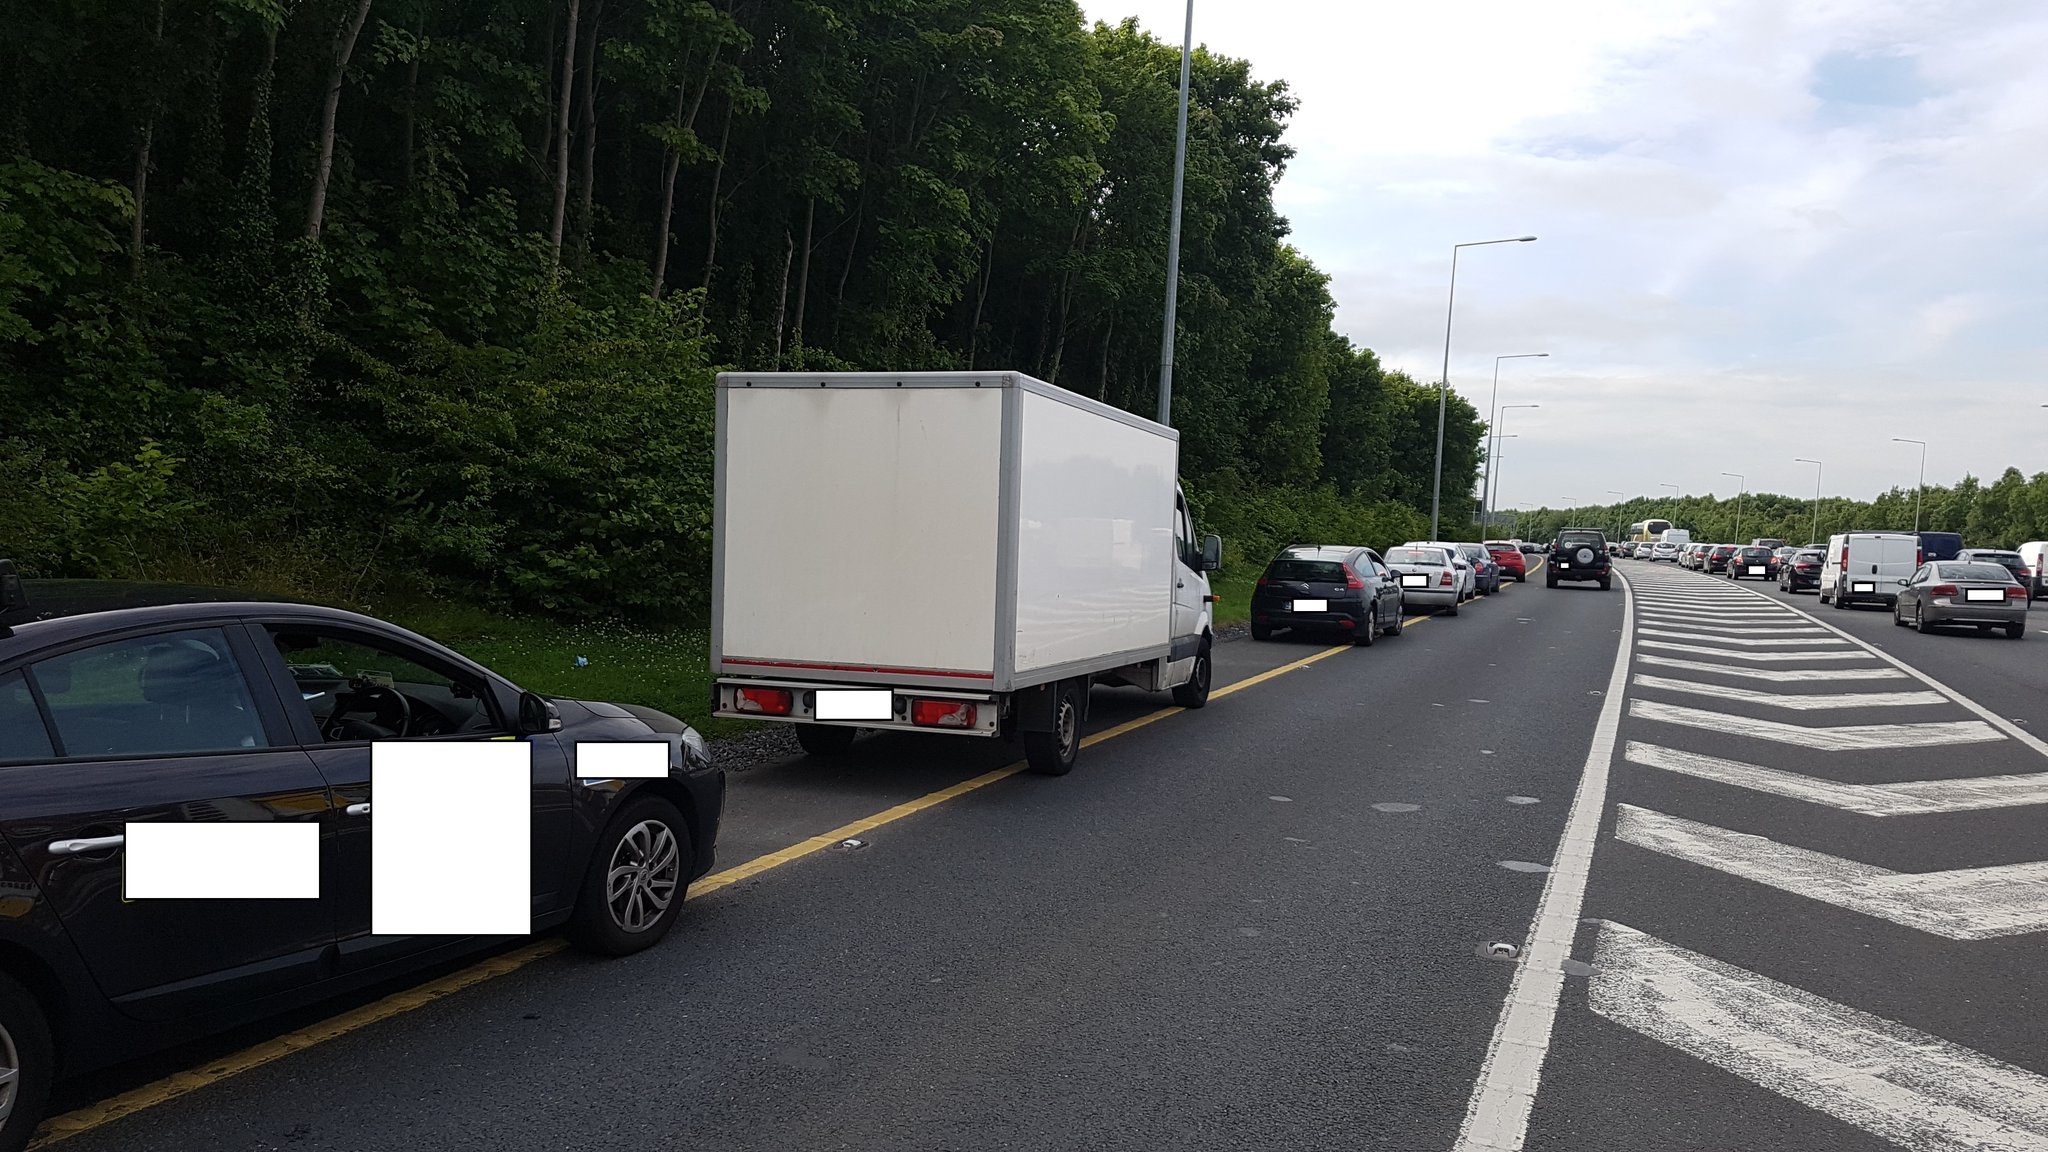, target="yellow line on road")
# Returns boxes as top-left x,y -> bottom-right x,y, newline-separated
31,601 -> 1476,1146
